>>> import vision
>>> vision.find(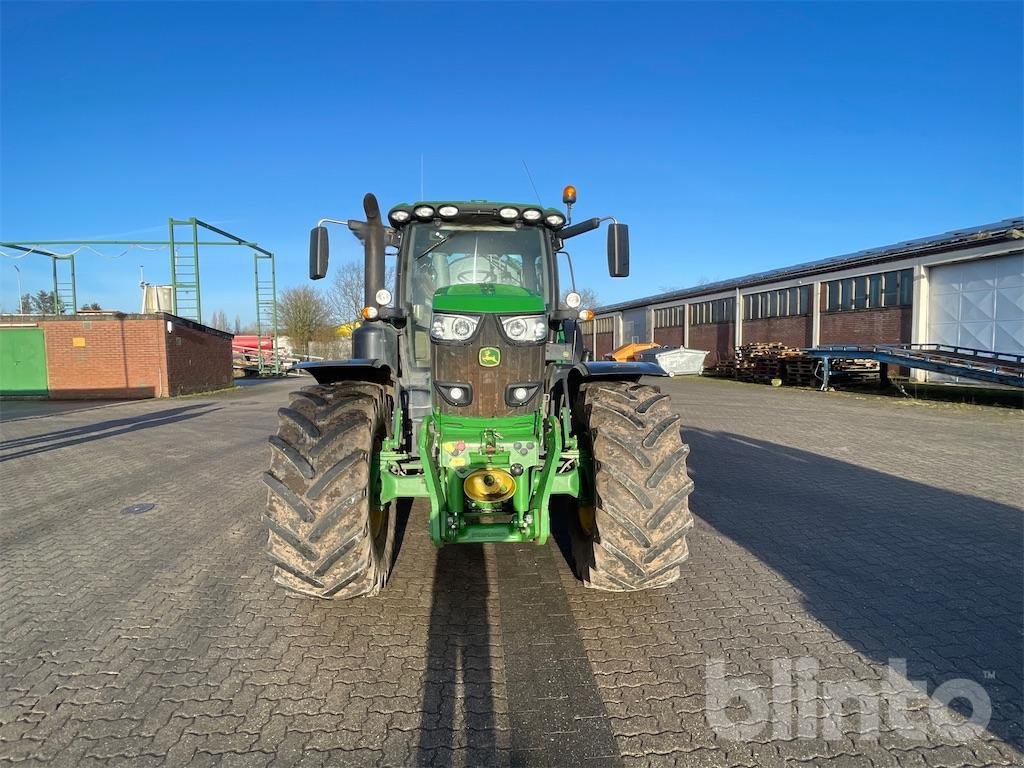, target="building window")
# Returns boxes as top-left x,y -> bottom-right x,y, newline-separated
825,268 -> 912,312
743,285 -> 811,320
653,305 -> 685,328
690,297 -> 735,326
